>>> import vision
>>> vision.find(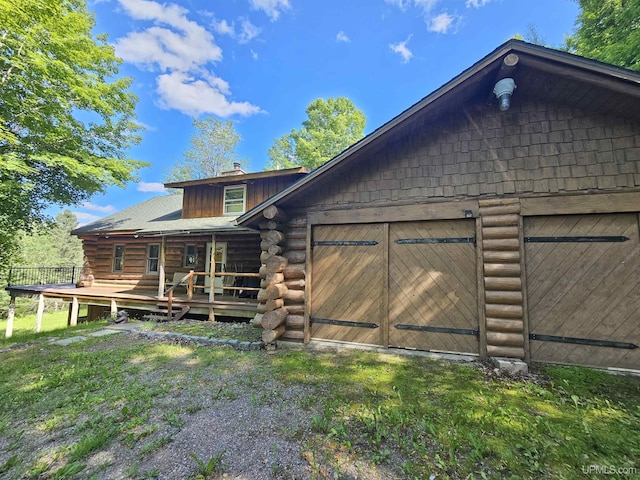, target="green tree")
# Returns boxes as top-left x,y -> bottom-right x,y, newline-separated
0,0 -> 146,268
565,0 -> 640,71
18,210 -> 83,267
267,97 -> 366,170
166,117 -> 245,182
